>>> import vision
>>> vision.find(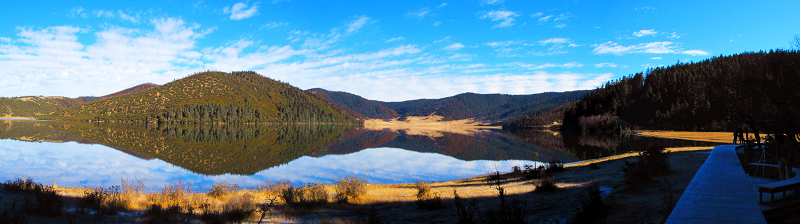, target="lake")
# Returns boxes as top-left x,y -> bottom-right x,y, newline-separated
0,120 -> 715,192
